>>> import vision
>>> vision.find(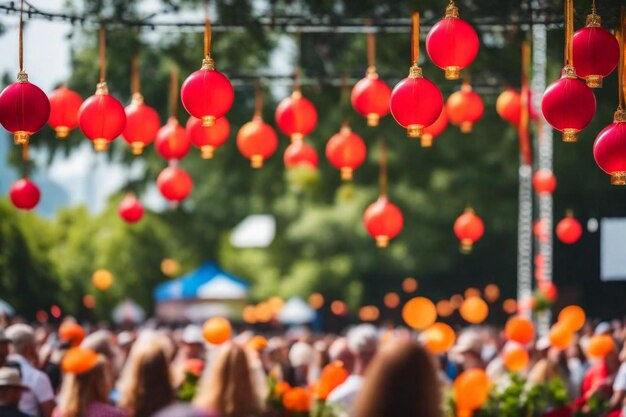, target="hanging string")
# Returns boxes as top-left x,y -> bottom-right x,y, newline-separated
564,0 -> 573,66
591,0 -> 596,15
518,40 -> 531,166
99,24 -> 106,83
22,142 -> 28,162
366,20 -> 376,69
170,67 -> 179,118
411,11 -> 420,65
254,79 -> 263,118
203,0 -> 211,58
293,31 -> 302,92
379,137 -> 388,197
18,0 -> 24,72
131,54 -> 140,95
